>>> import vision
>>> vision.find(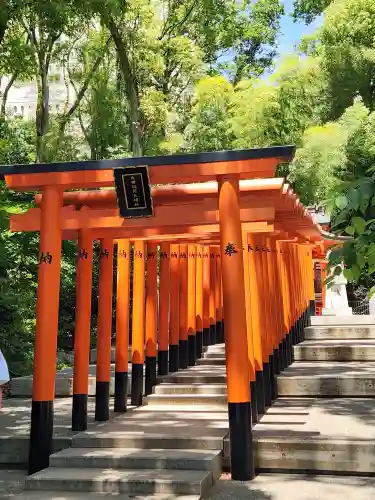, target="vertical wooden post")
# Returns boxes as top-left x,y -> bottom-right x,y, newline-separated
179,244 -> 189,369
195,245 -> 204,358
158,242 -> 170,376
202,245 -> 211,346
271,237 -> 285,372
188,244 -> 197,366
72,229 -> 93,431
218,175 -> 254,481
95,238 -> 114,421
306,247 -> 316,320
242,232 -> 257,424
209,247 -> 217,345
221,270 -> 225,340
278,241 -> 291,366
285,242 -> 296,361
276,240 -> 289,370
131,240 -> 146,406
145,243 -> 158,395
28,186 -> 62,475
321,261 -> 327,310
169,244 -> 180,372
215,249 -> 223,343
247,234 -> 265,415
265,235 -> 278,401
115,239 -> 130,412
255,235 -> 272,408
